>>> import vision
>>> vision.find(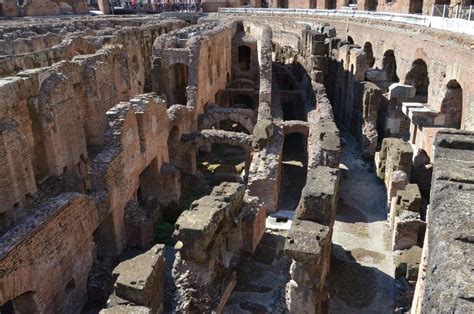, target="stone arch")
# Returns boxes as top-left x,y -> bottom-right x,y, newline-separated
0,291 -> 40,314
238,45 -> 251,72
440,79 -> 462,128
168,63 -> 188,106
409,0 -> 423,13
381,50 -> 399,83
282,122 -> 309,137
404,59 -> 429,101
199,109 -> 256,134
363,42 -> 375,68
